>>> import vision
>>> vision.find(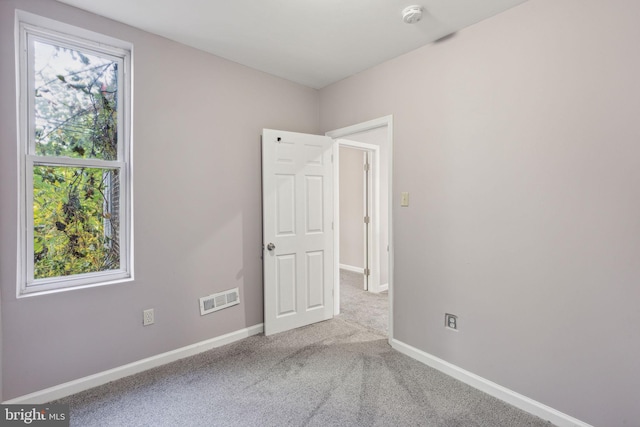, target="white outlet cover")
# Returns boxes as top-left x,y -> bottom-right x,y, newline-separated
143,309 -> 154,326
445,313 -> 458,330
